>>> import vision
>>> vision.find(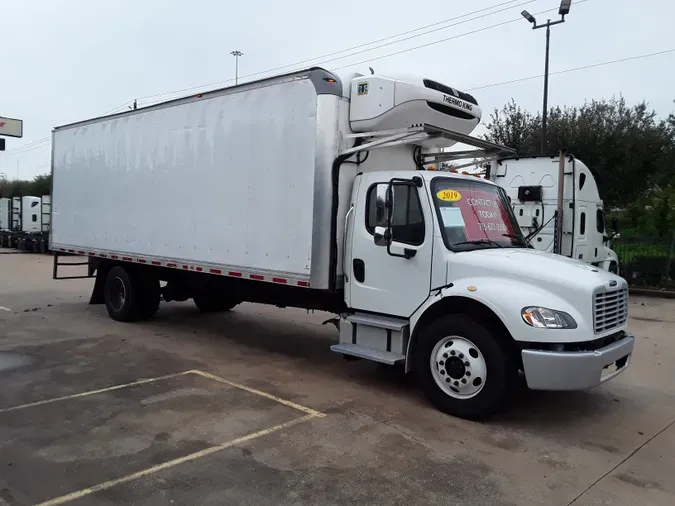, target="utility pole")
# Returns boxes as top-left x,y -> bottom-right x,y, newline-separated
521,0 -> 572,154
230,50 -> 243,85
